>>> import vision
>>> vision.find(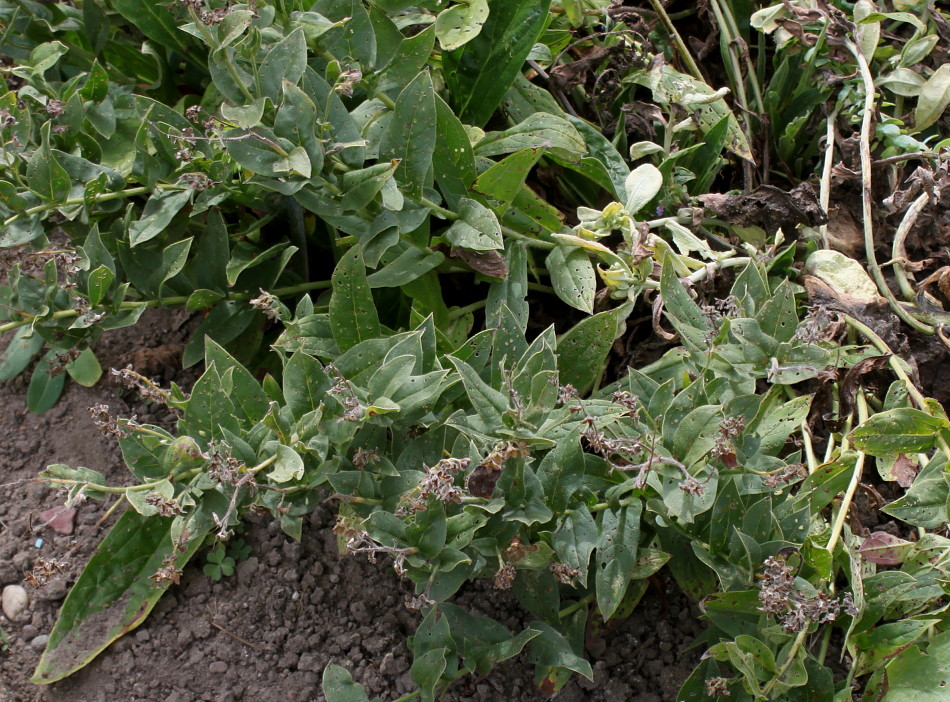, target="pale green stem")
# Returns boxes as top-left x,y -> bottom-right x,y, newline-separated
647,0 -> 704,81
0,279 -> 331,335
4,186 -> 152,228
847,39 -> 933,334
890,192 -> 929,302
